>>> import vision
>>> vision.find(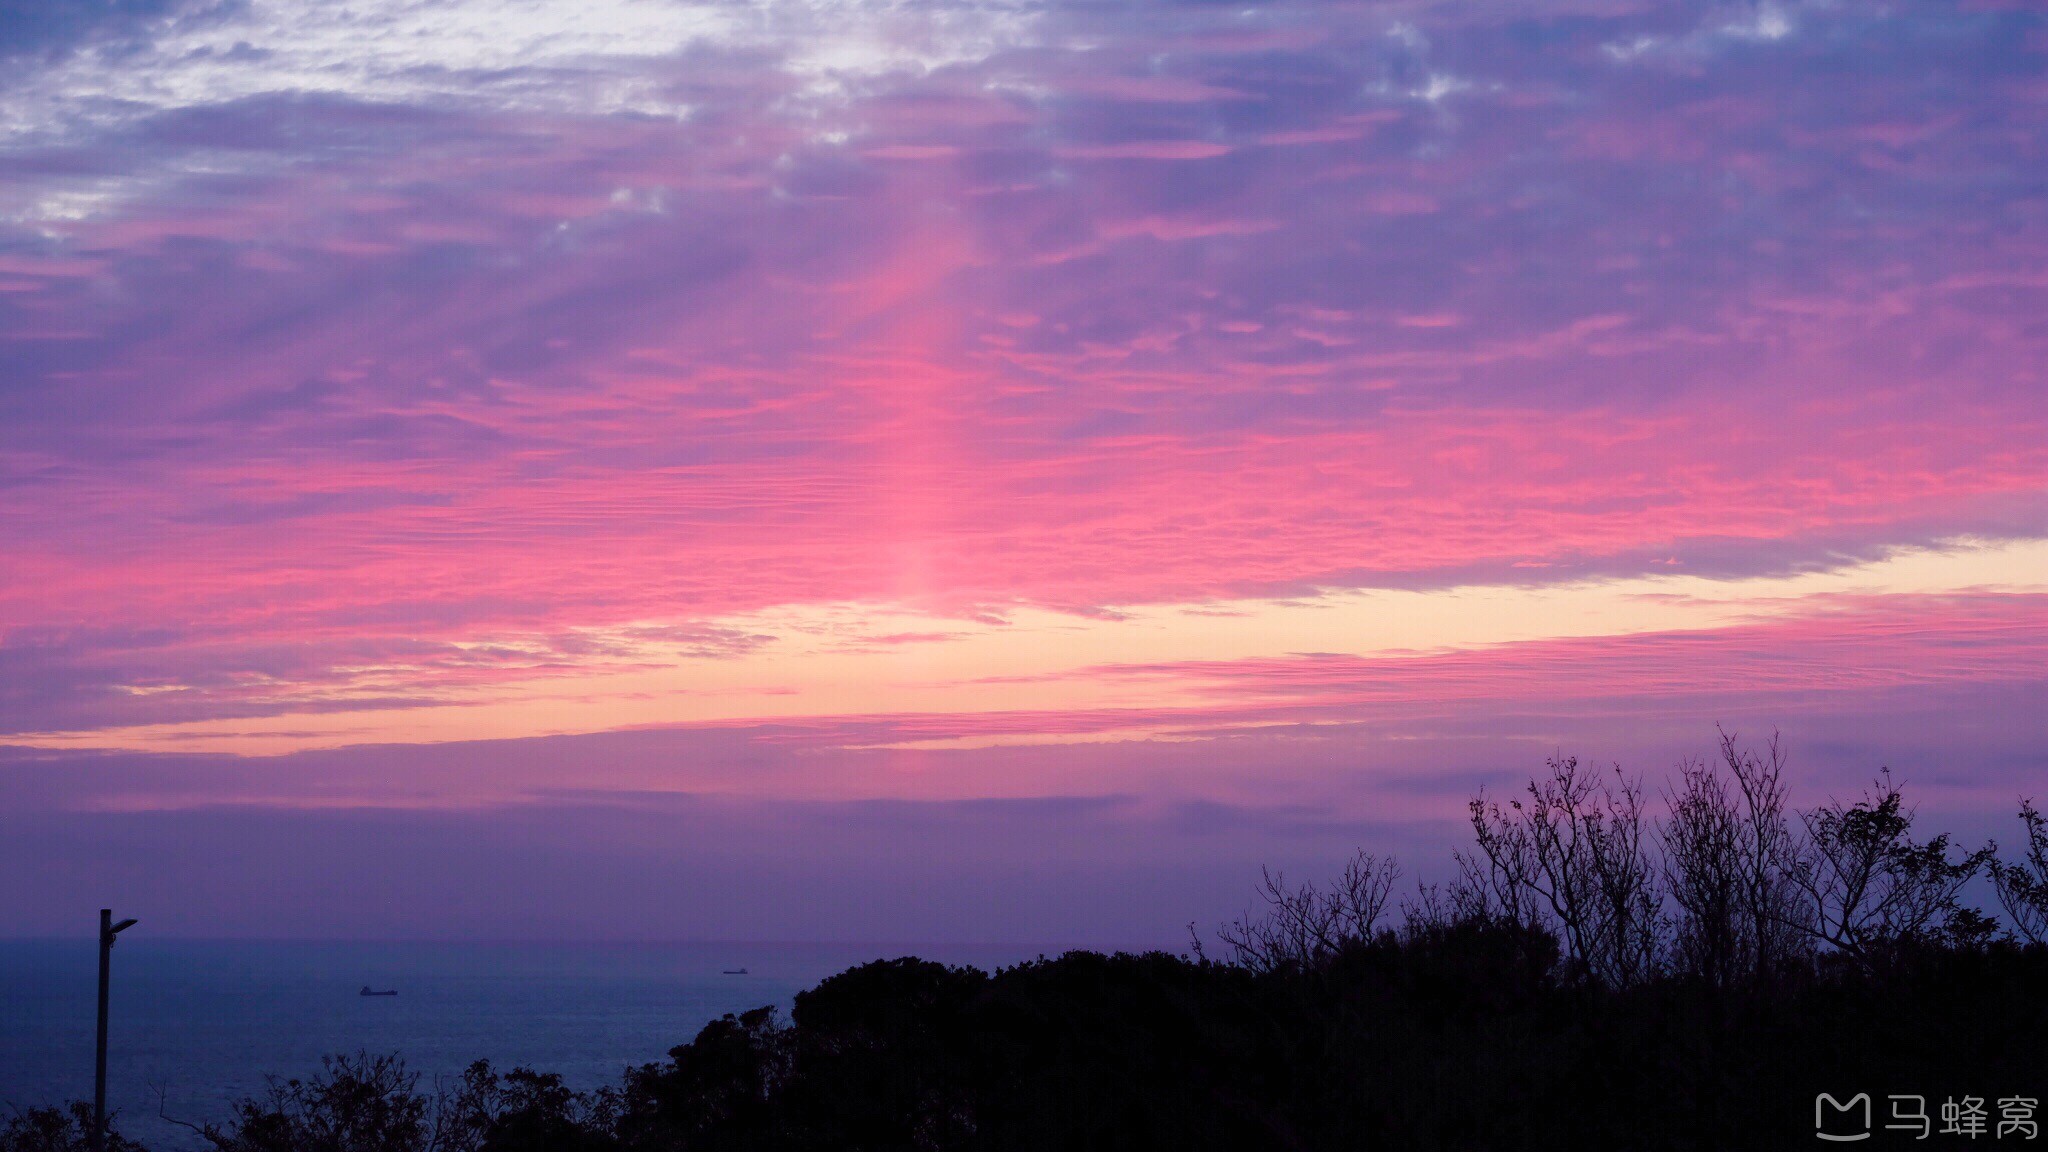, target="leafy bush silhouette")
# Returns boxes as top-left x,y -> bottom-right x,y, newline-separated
171,1053 -> 433,1152
617,1006 -> 788,1149
161,1053 -> 621,1152
447,1064 -> 619,1152
1,1102 -> 146,1152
